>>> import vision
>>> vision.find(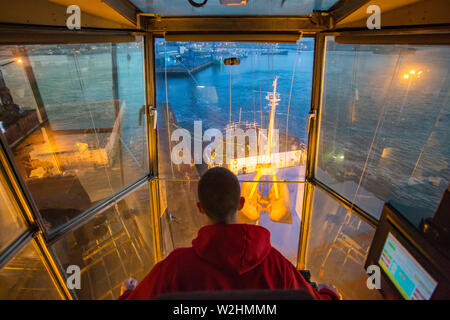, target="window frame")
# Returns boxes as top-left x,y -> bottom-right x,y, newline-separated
0,22 -> 448,300
303,26 -> 450,270
152,33 -> 316,267
0,26 -> 157,300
